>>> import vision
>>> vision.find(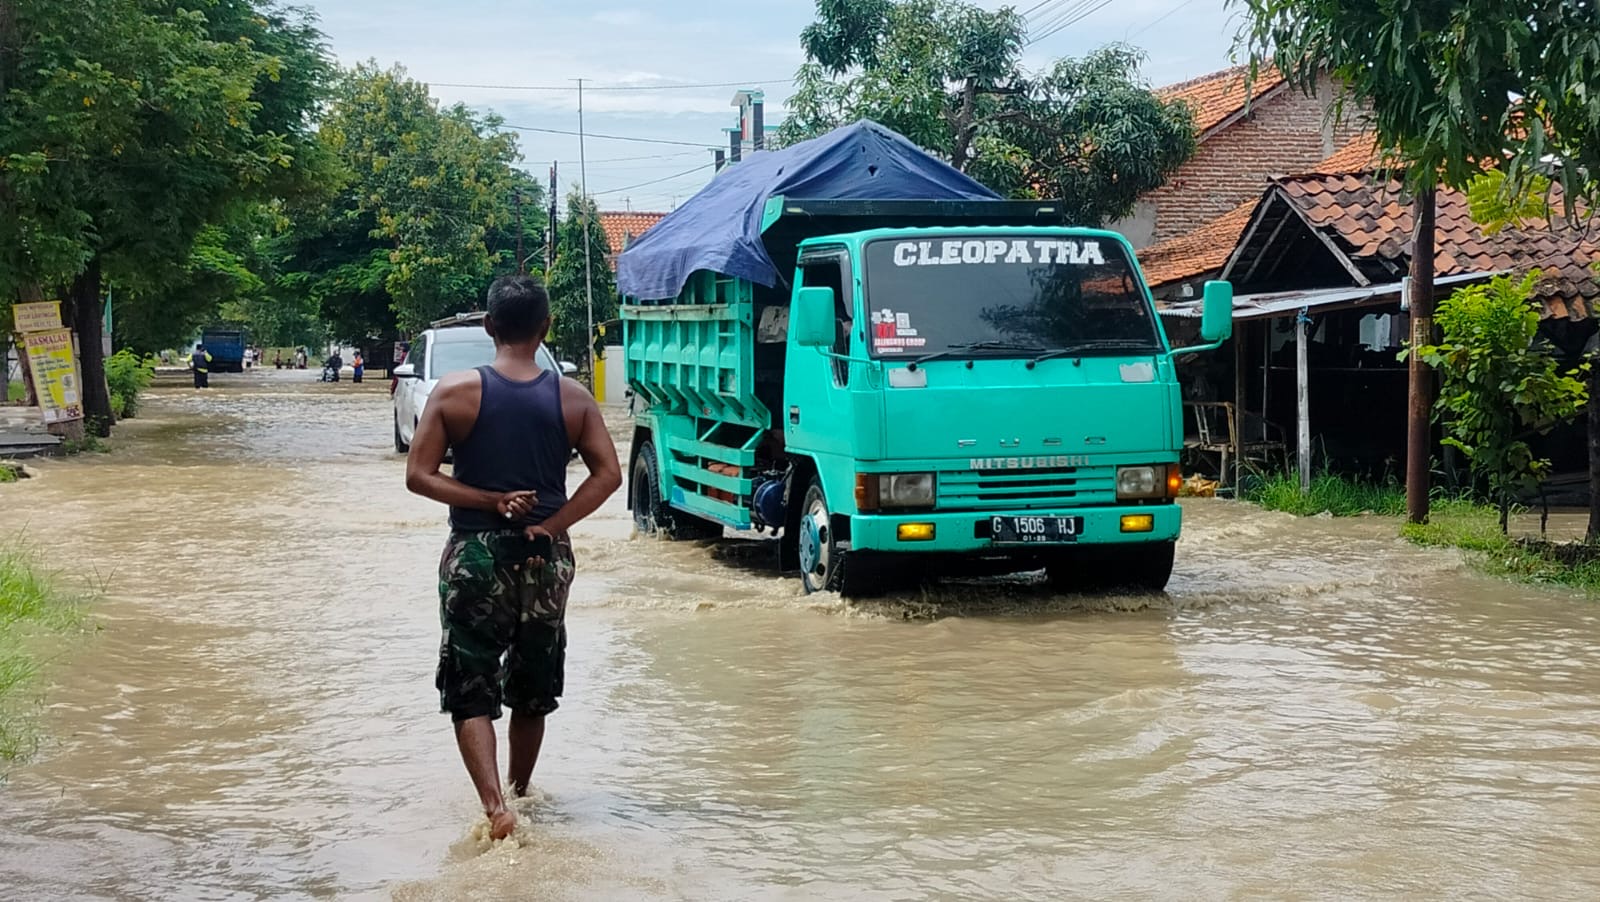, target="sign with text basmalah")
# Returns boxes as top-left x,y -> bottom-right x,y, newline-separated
23,328 -> 84,424
12,301 -> 63,334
